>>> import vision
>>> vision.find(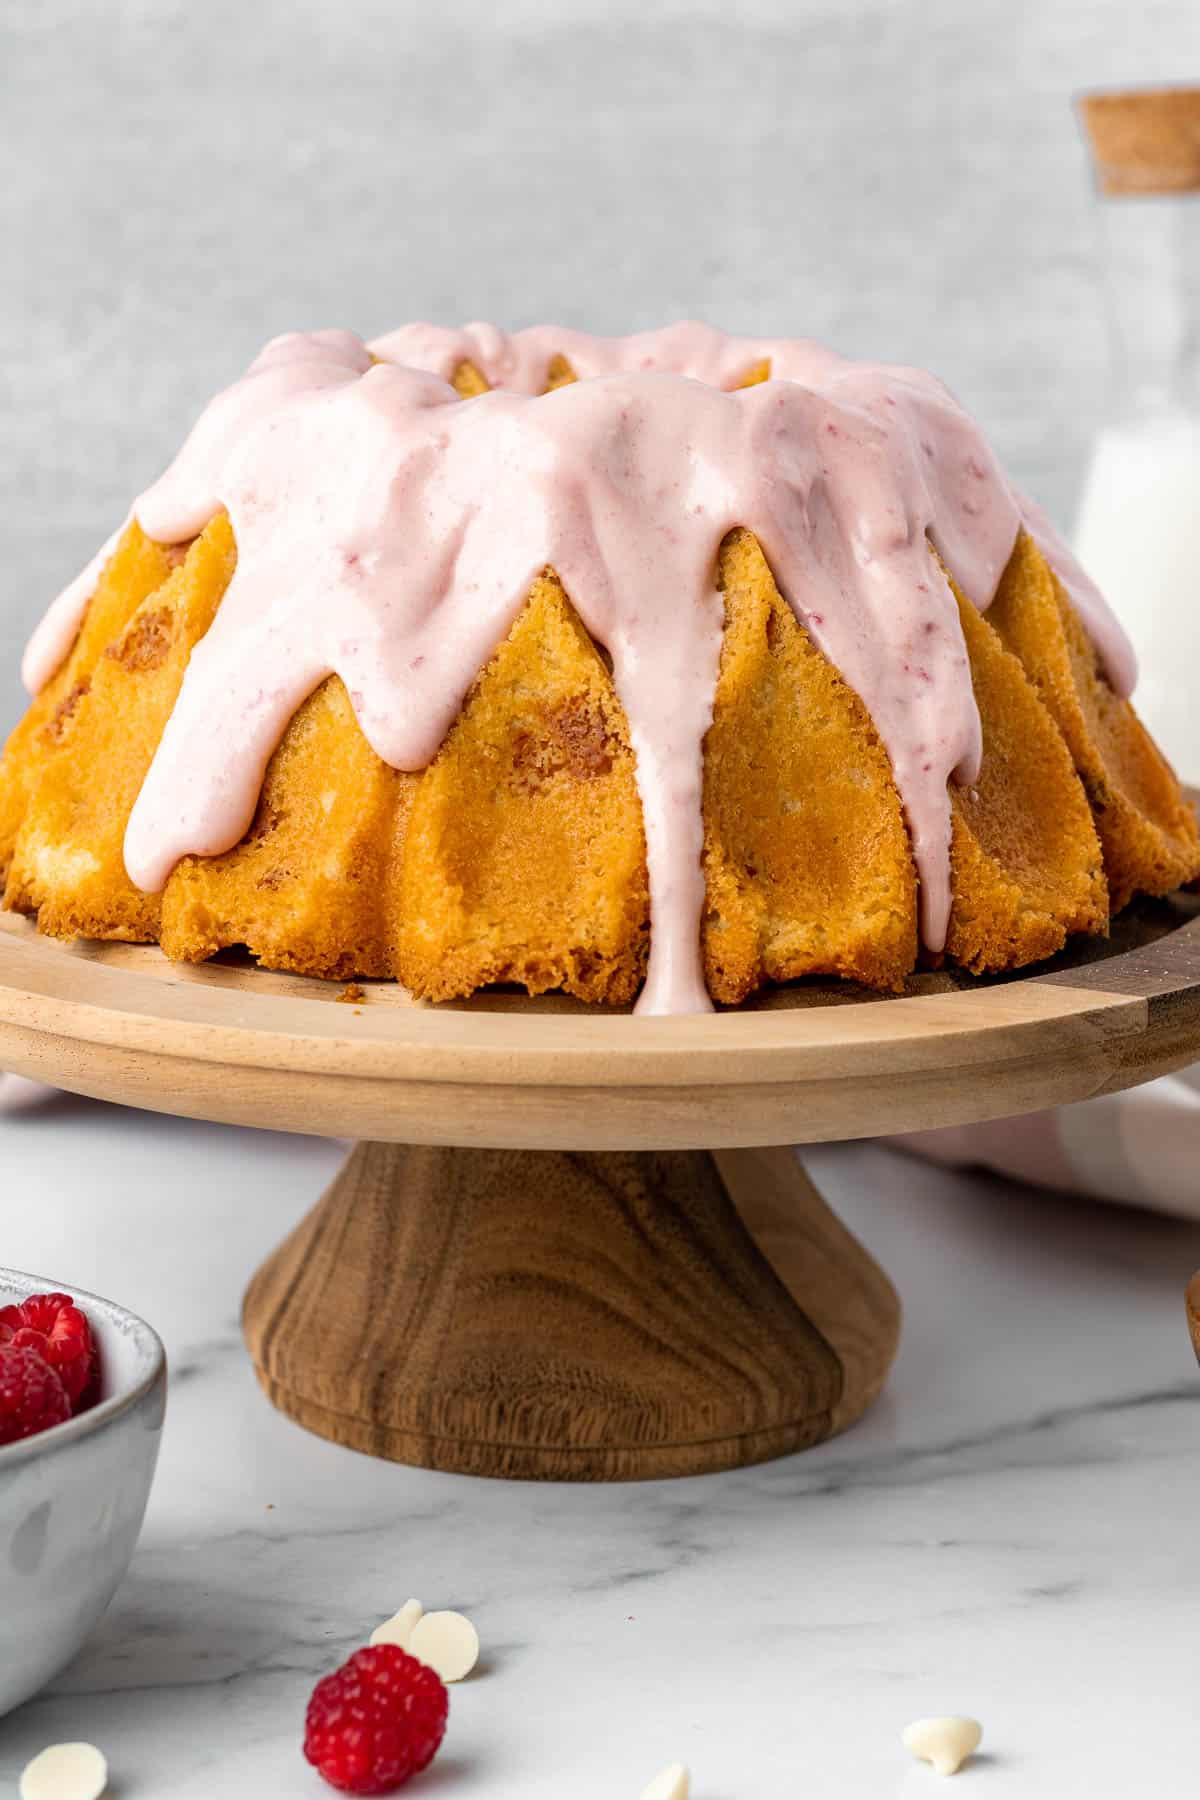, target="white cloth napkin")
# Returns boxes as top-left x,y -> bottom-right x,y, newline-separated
0,1072 -> 57,1114
892,1066 -> 1200,1221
